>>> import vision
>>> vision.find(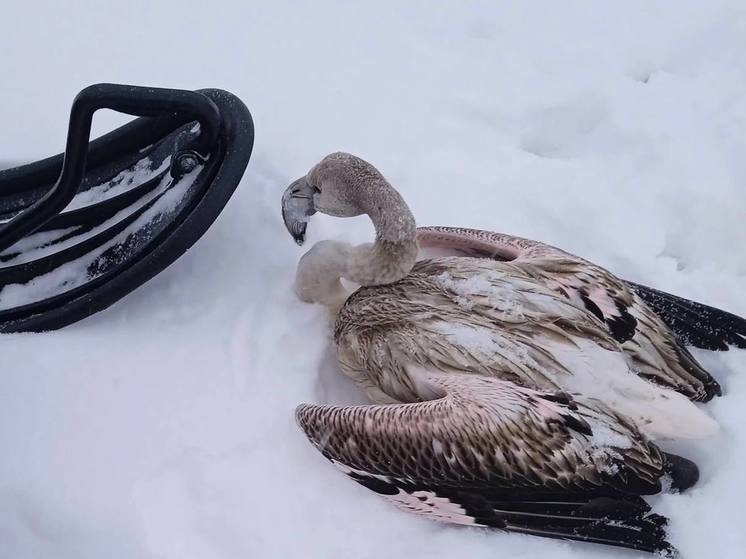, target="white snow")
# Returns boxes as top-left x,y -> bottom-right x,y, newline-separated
431,321 -> 501,355
0,166 -> 201,309
64,156 -> 170,211
432,269 -> 515,313
1,2 -> 745,559
0,156 -> 172,269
